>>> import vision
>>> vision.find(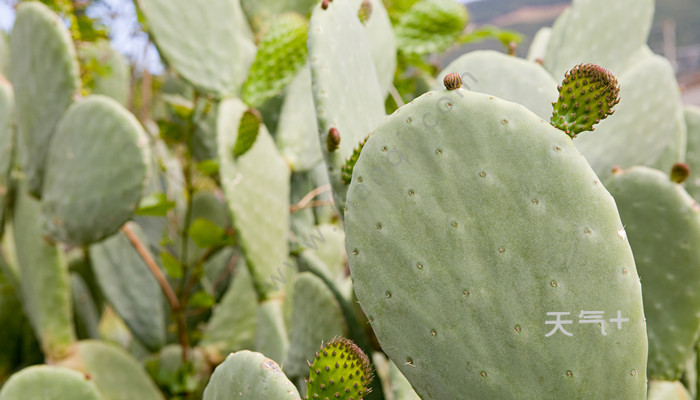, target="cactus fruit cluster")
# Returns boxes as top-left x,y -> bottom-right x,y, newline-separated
1,0 -> 699,399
